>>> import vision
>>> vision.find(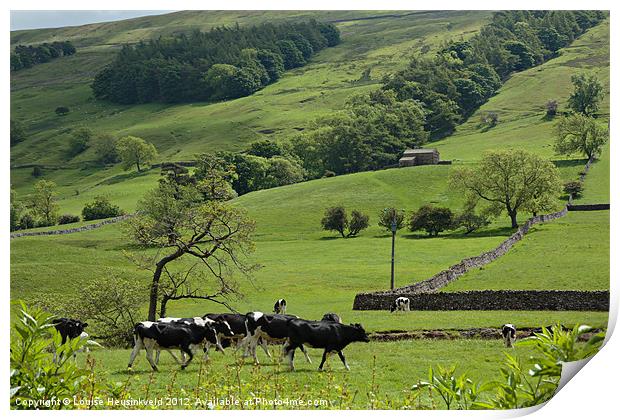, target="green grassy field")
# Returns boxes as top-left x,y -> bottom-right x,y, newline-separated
75,339 -> 541,409
9,11 -> 610,408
